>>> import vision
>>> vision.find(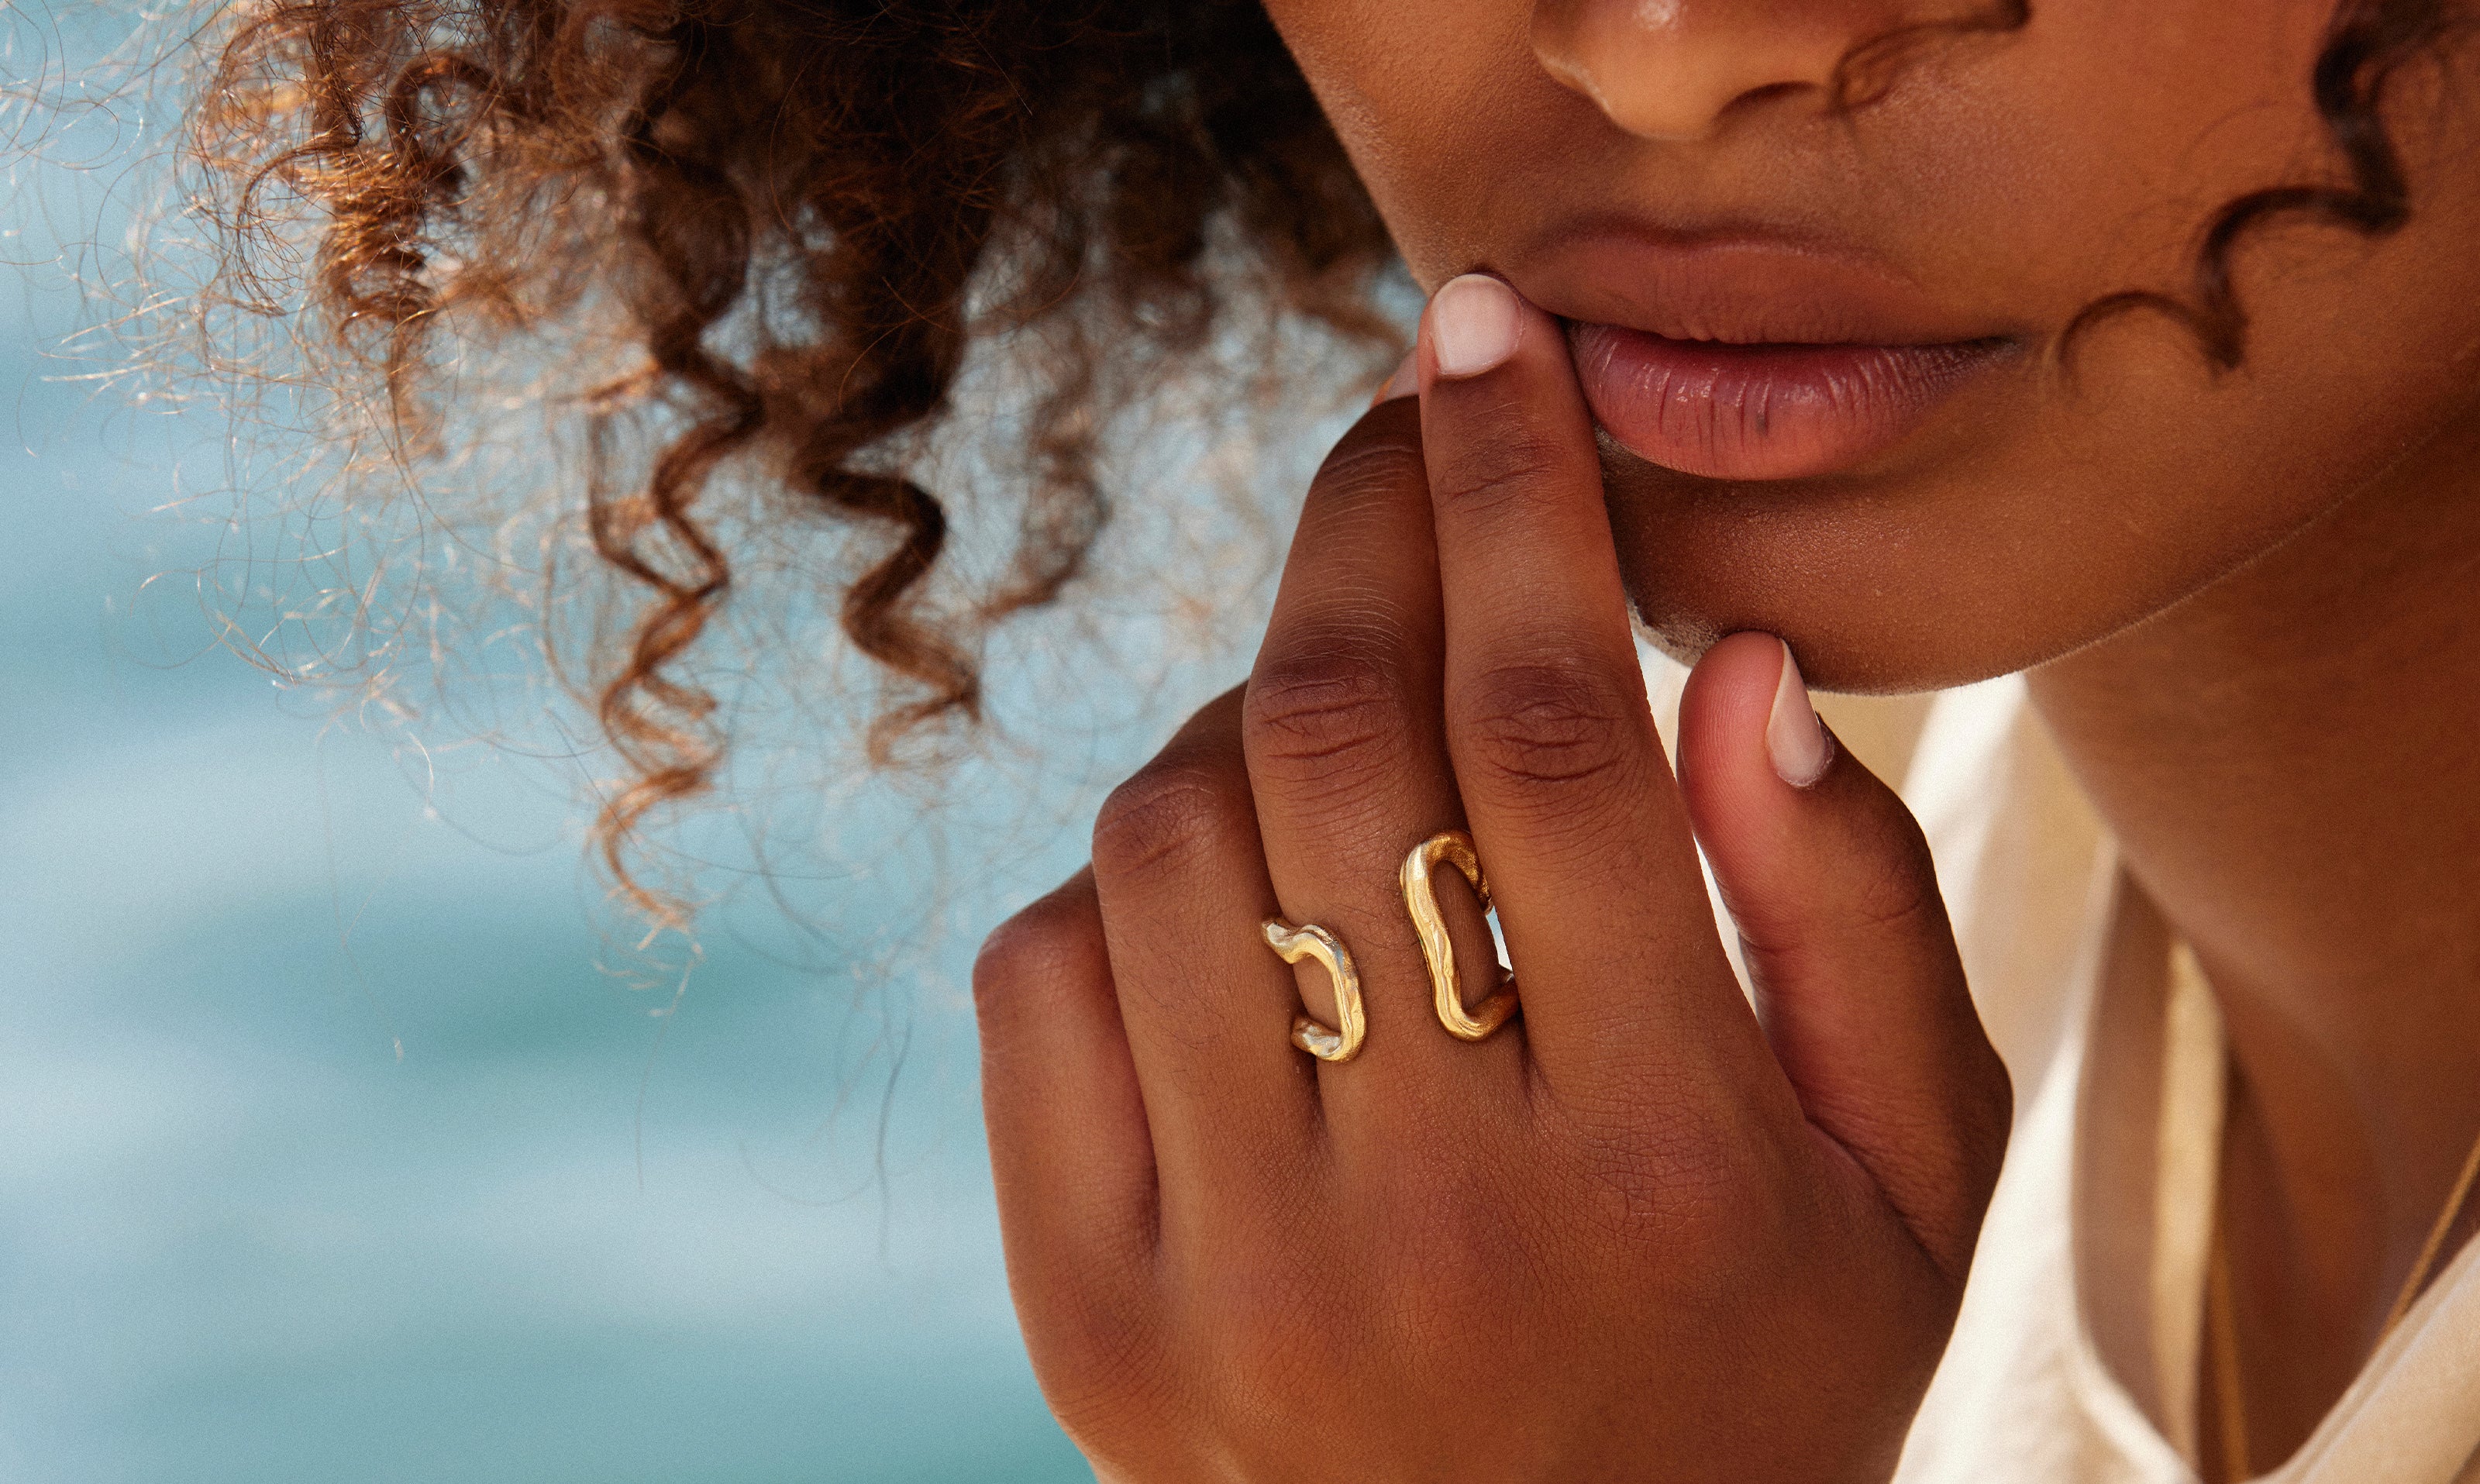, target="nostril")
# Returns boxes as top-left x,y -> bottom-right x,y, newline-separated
1530,0 -> 1930,144
1734,80 -> 1810,110
1711,77 -> 1819,129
